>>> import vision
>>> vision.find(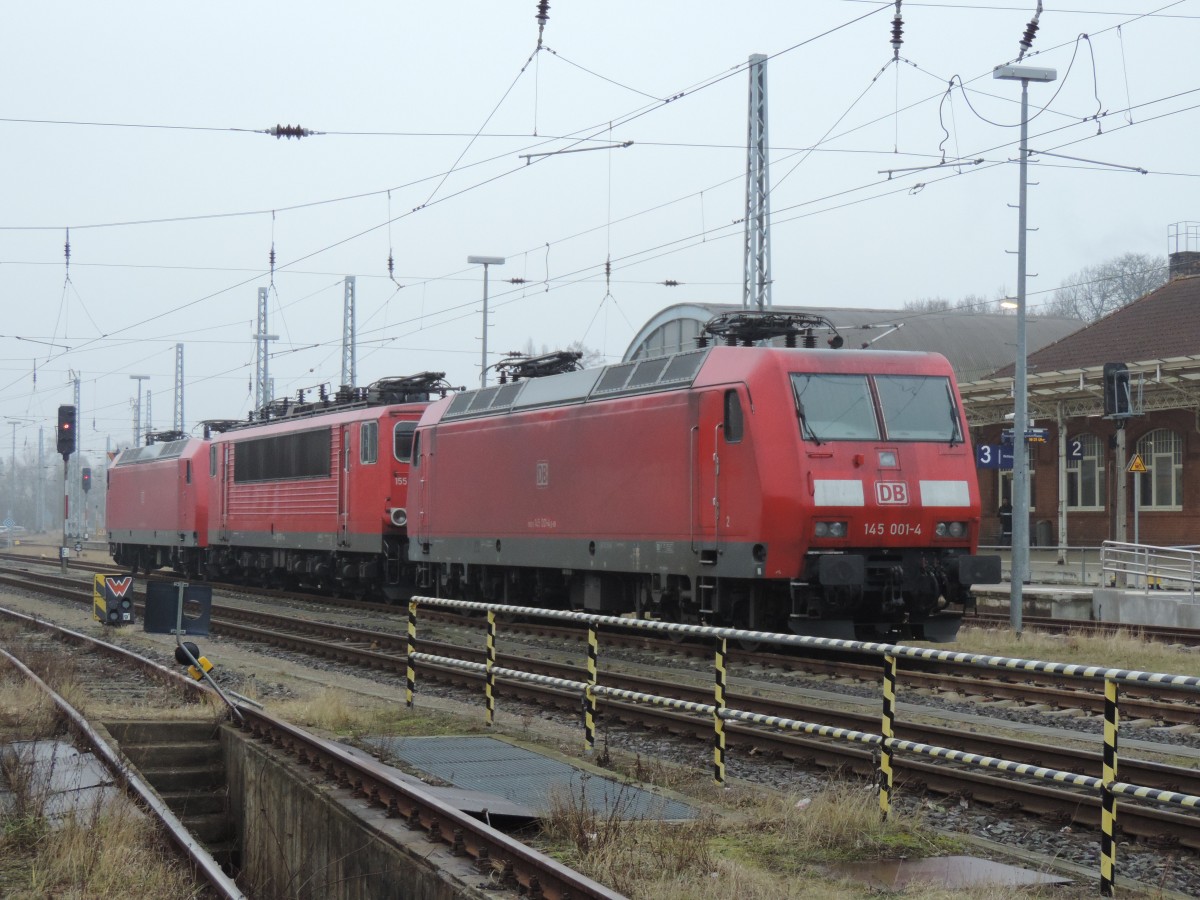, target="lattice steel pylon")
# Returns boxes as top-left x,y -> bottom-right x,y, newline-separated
173,343 -> 184,433
253,287 -> 278,411
341,275 -> 357,388
742,53 -> 772,311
